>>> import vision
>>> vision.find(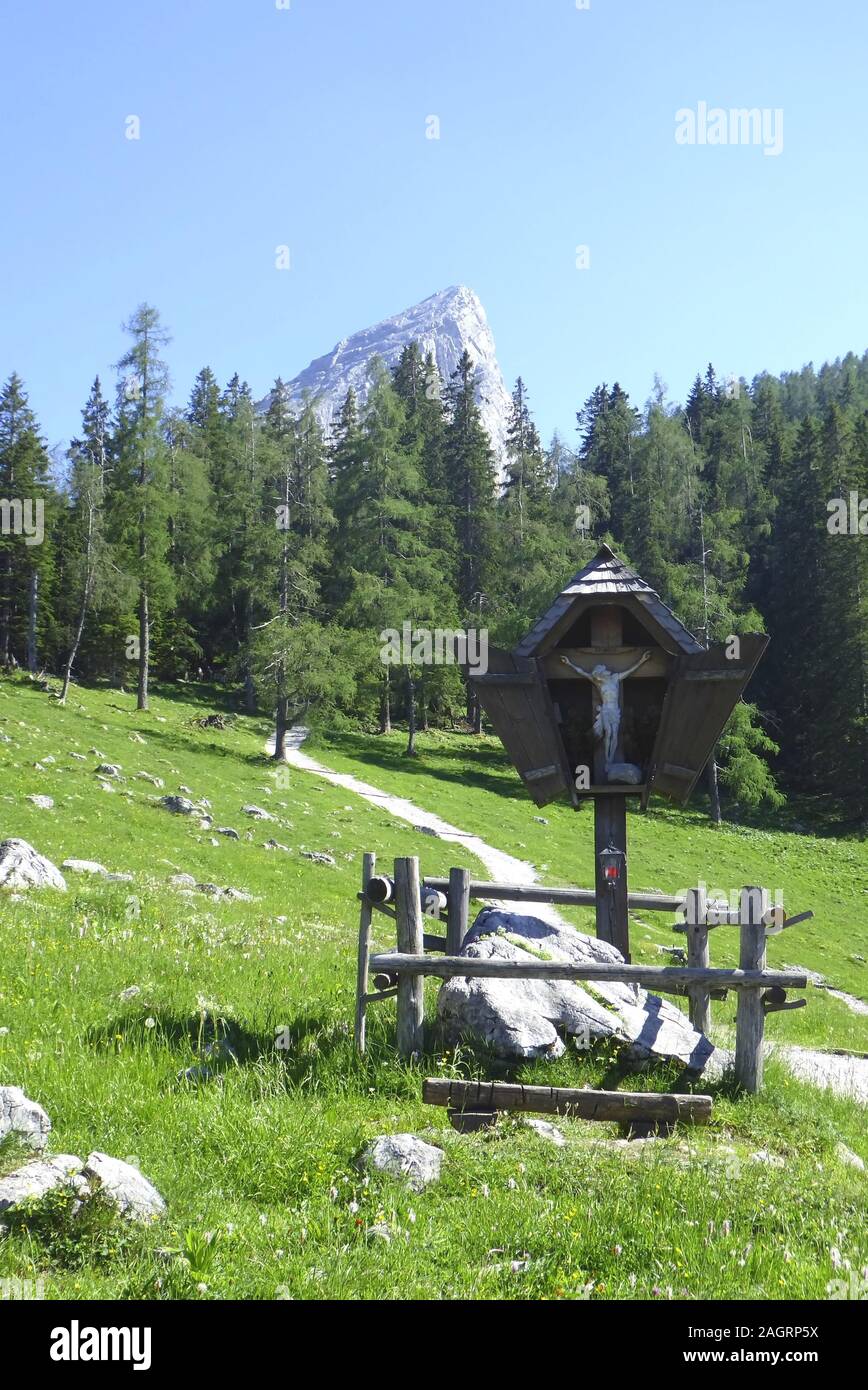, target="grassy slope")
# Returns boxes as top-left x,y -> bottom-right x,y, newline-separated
0,677 -> 865,1301
313,728 -> 868,1054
